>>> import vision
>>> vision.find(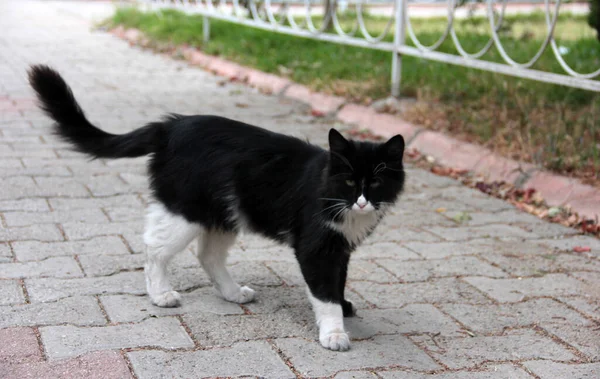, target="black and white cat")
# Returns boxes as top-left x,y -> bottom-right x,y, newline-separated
28,65 -> 405,351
